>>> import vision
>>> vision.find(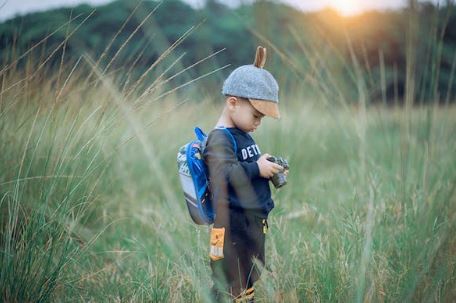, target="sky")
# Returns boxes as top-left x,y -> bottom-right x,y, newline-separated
0,0 -> 434,21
